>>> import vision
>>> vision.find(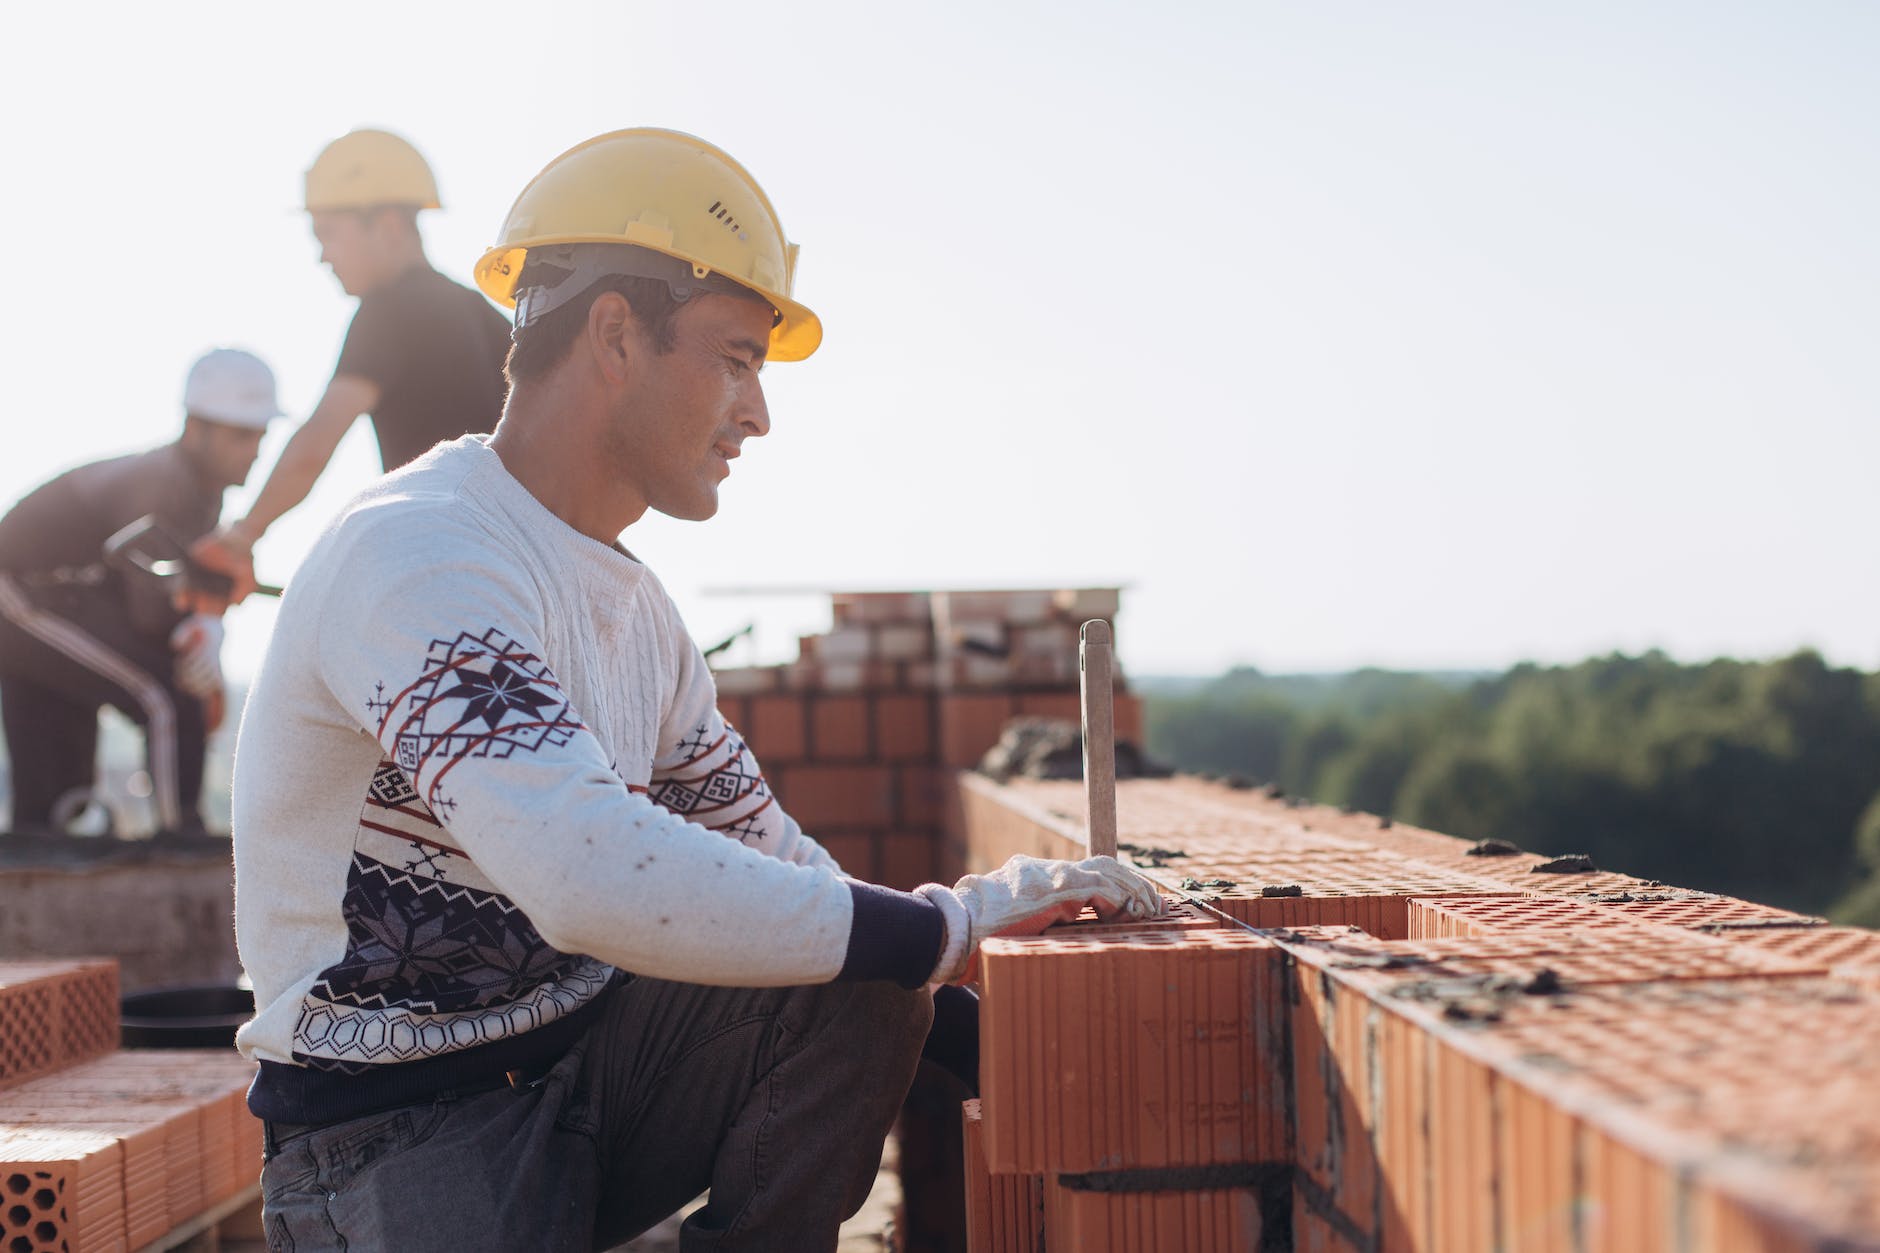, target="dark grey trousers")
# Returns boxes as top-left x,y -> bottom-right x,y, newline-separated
259,975 -> 934,1252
